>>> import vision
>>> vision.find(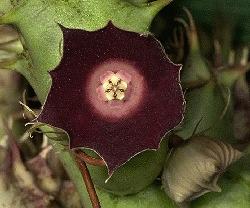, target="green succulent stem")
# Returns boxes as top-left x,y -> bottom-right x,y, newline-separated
146,0 -> 173,13
48,138 -> 92,207
216,65 -> 250,89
